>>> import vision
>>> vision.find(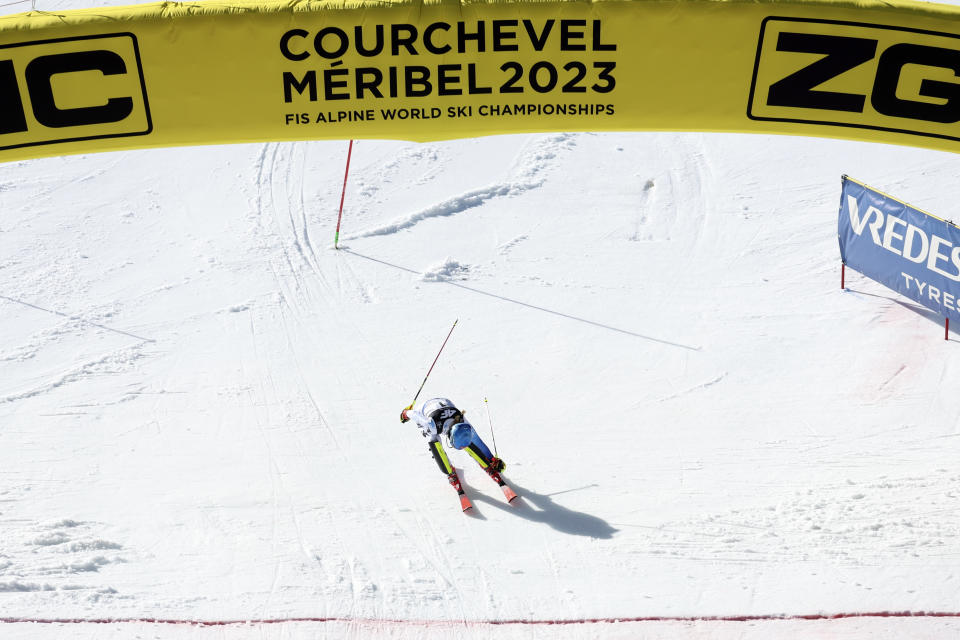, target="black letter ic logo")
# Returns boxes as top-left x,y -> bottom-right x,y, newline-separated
0,33 -> 151,152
